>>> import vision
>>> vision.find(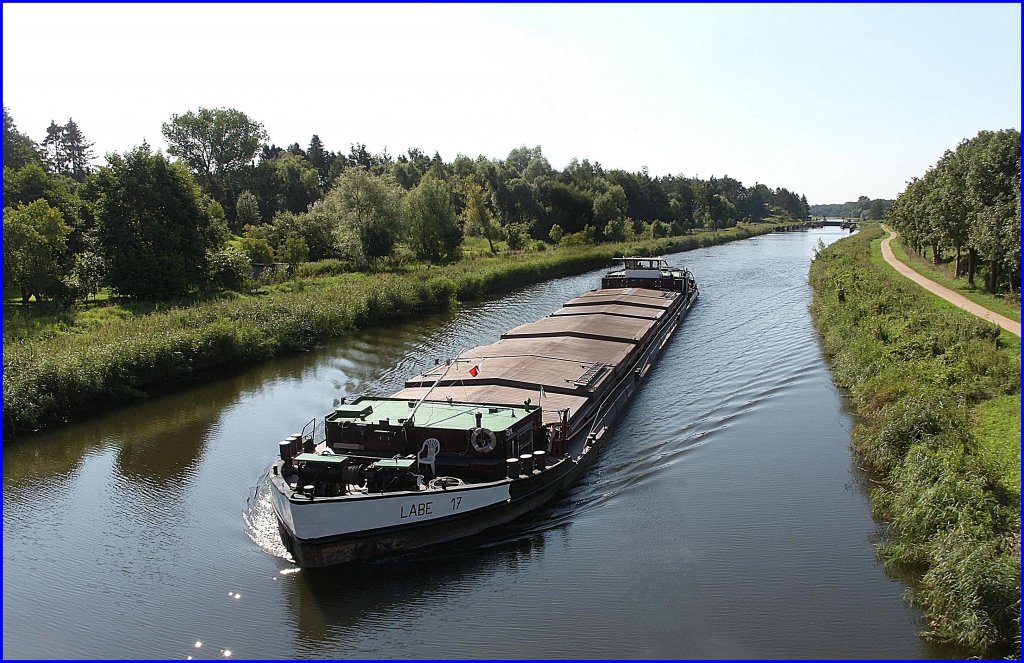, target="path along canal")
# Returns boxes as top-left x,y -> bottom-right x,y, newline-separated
3,228 -> 951,658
